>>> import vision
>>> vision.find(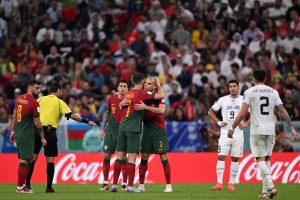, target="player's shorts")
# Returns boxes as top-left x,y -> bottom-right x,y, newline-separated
16,138 -> 34,160
116,131 -> 141,153
141,124 -> 168,154
218,131 -> 244,158
34,126 -> 58,157
250,134 -> 275,158
103,132 -> 118,154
